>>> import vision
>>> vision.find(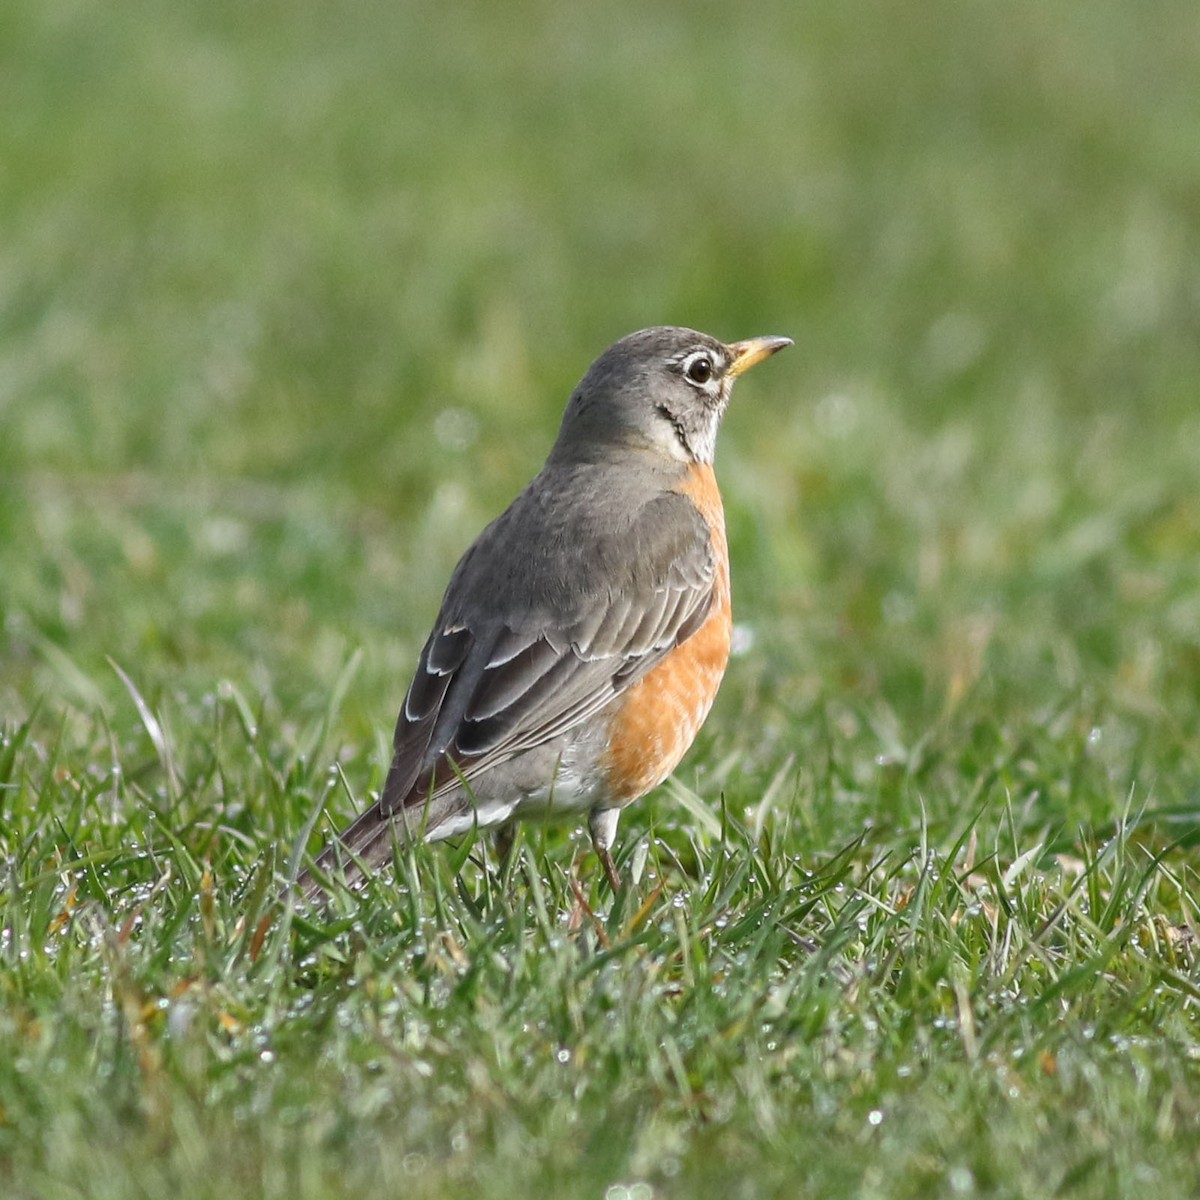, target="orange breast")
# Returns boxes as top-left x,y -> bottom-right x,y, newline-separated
603,463 -> 732,803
